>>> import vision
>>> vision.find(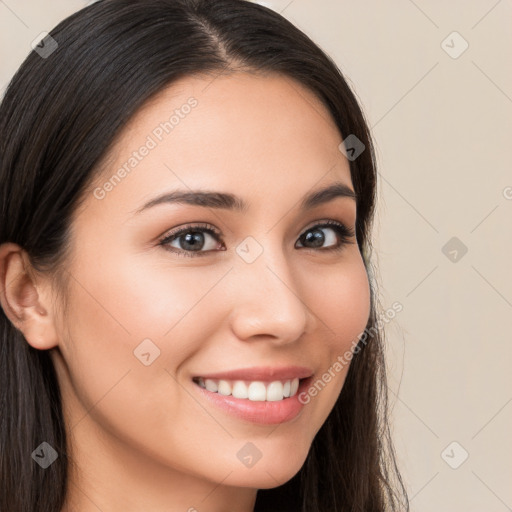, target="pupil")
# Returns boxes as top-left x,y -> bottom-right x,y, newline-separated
304,229 -> 324,248
181,231 -> 204,251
